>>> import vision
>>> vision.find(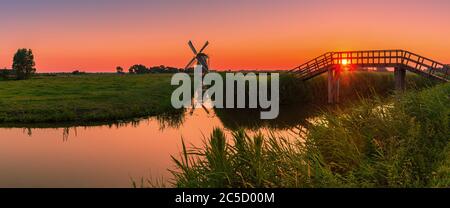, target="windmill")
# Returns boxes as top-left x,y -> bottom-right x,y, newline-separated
185,40 -> 211,114
185,40 -> 210,73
